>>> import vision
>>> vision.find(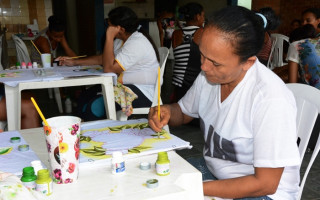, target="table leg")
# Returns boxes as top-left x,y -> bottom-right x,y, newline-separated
4,85 -> 20,130
101,78 -> 116,120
